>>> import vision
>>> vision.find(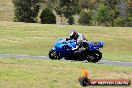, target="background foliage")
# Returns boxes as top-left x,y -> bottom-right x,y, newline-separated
13,0 -> 41,23
12,0 -> 132,26
40,8 -> 56,24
